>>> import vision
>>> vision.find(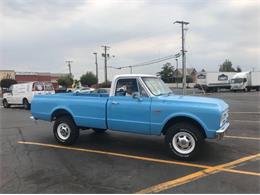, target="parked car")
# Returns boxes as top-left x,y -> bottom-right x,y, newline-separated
30,74 -> 229,160
91,88 -> 110,94
67,87 -> 95,93
2,81 -> 55,109
75,87 -> 95,93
